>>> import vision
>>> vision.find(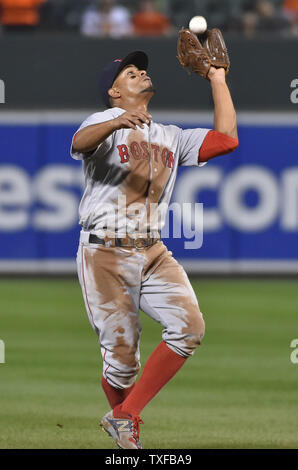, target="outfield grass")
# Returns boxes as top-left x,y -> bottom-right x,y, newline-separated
0,278 -> 297,449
